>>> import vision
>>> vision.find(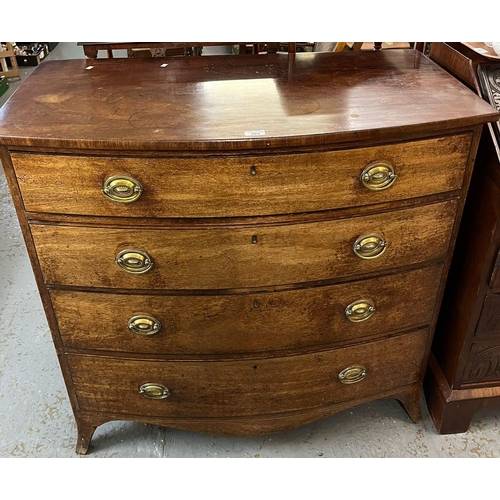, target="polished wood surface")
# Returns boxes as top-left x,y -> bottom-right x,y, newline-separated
0,51 -> 496,151
424,43 -> 500,434
12,134 -> 471,218
0,50 -> 497,453
31,201 -> 456,289
68,328 -> 427,419
51,266 -> 442,355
